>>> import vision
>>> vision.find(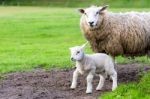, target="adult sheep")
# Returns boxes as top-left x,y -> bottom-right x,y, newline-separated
79,5 -> 150,57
